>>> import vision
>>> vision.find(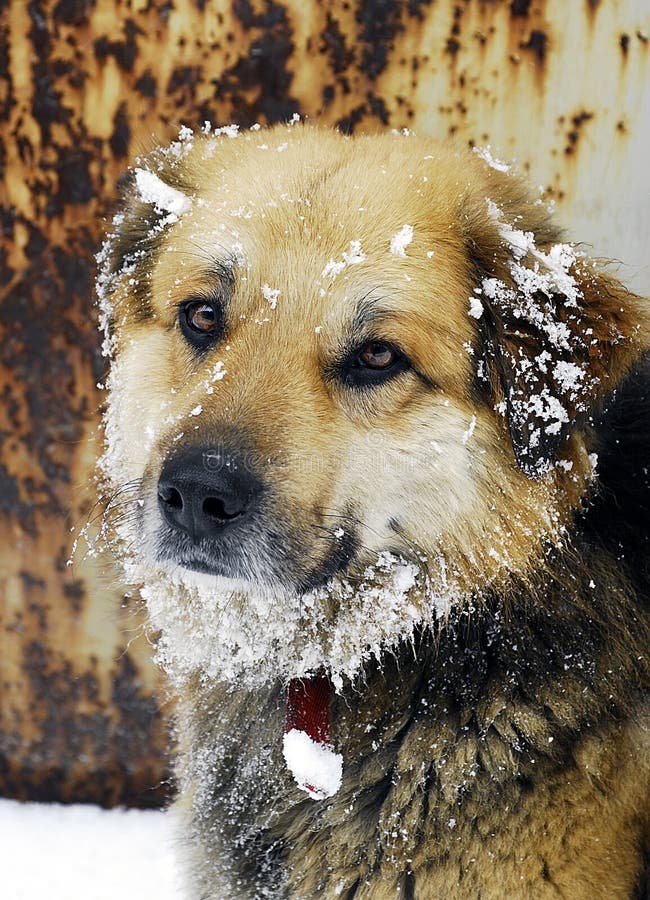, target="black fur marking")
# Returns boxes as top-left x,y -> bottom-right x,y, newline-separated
298,526 -> 359,593
581,354 -> 650,580
102,157 -> 197,331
